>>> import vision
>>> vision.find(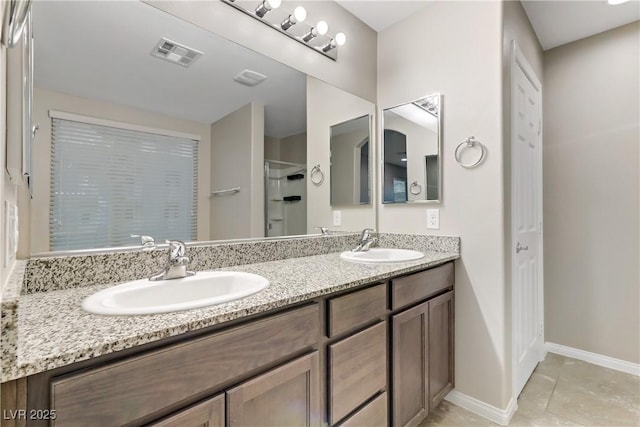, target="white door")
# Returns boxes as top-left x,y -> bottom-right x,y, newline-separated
511,42 -> 544,398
